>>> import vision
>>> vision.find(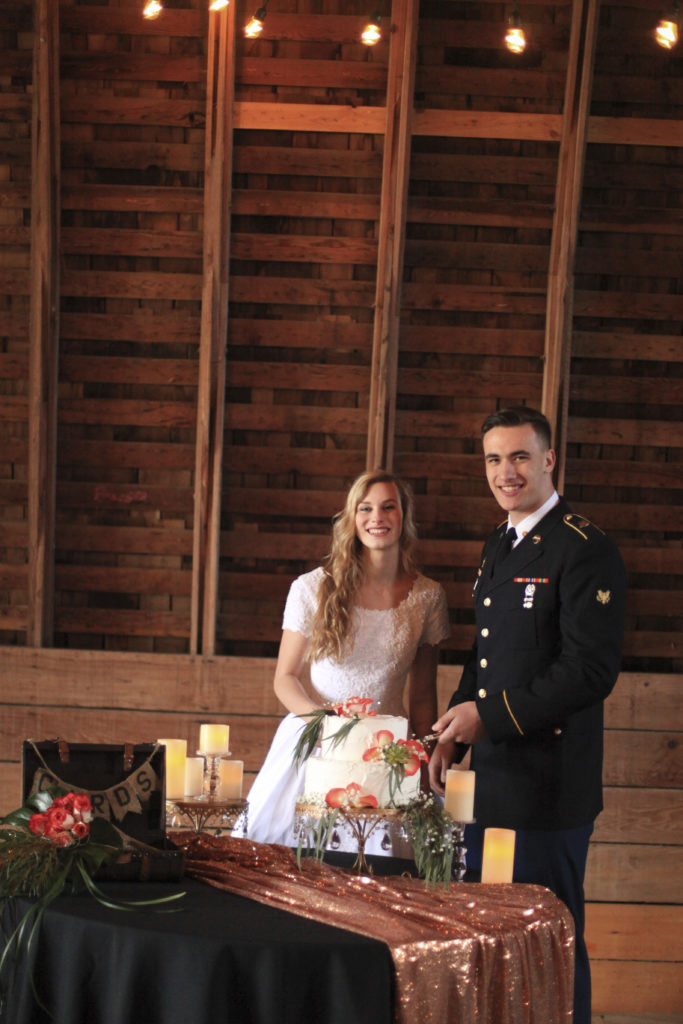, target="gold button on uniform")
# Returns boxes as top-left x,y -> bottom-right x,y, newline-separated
481,627 -> 489,637
483,597 -> 492,606
478,688 -> 487,699
554,727 -> 562,736
480,658 -> 487,668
